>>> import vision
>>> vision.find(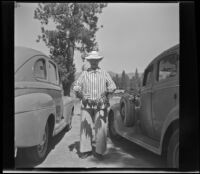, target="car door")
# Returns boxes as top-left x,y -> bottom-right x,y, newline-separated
47,60 -> 63,123
139,64 -> 155,138
152,53 -> 179,140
